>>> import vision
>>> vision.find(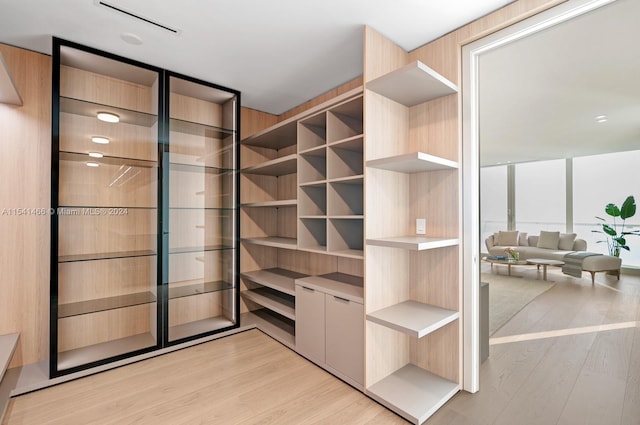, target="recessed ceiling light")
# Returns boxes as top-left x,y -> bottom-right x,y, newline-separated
121,32 -> 143,45
88,152 -> 104,158
86,161 -> 100,167
91,136 -> 110,144
97,112 -> 120,123
595,115 -> 608,123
